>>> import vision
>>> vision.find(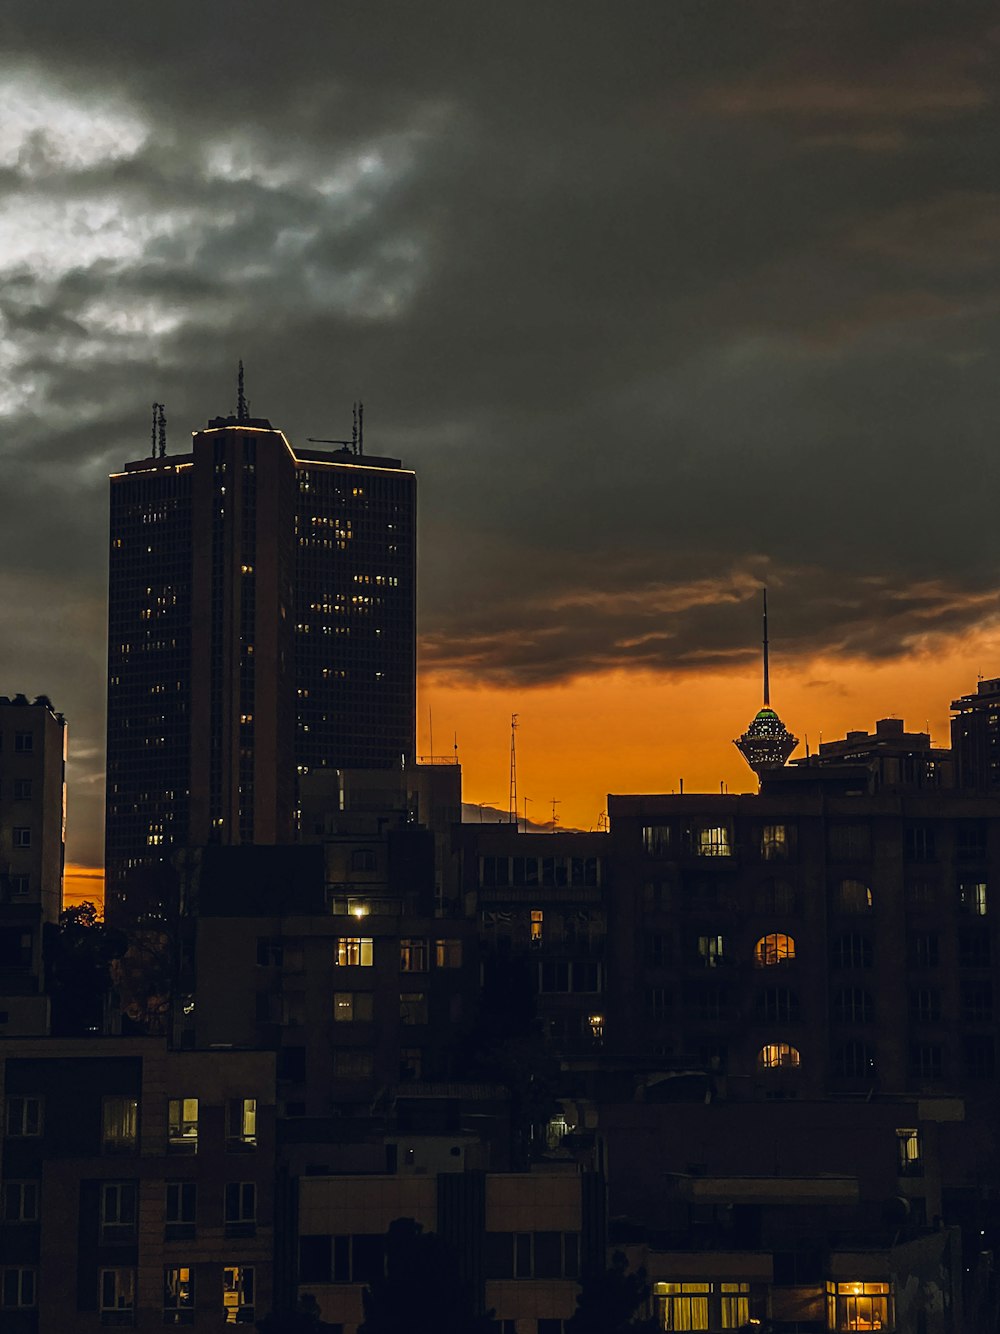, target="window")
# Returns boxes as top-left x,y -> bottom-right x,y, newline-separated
833,987 -> 873,1024
100,1182 -> 138,1242
12,779 -> 31,801
697,934 -> 724,968
226,1099 -> 256,1149
905,823 -> 936,862
9,874 -> 29,897
956,820 -> 988,860
484,1232 -> 581,1280
835,1040 -> 876,1079
827,822 -> 871,861
909,1043 -> 943,1081
336,937 -> 373,967
12,827 -> 30,848
435,939 -> 462,968
962,980 -> 992,1022
1,1180 -> 38,1222
685,983 -> 728,1022
334,992 -> 373,1022
906,880 -> 937,909
959,880 -> 988,916
225,1182 -> 257,1236
833,933 -> 872,970
102,1097 -> 139,1154
530,910 -> 544,943
165,1183 -> 197,1239
837,879 -> 873,913
719,1282 -> 750,1328
909,988 -> 941,1023
223,1265 -> 254,1325
907,931 -> 939,969
163,1266 -> 194,1326
896,1128 -> 921,1176
758,1043 -> 800,1070
754,933 -> 795,967
761,824 -> 793,861
256,937 -> 283,966
399,938 -> 428,971
400,992 -> 428,1025
1,1268 -> 36,1309
964,1034 -> 996,1079
645,931 -> 672,967
690,824 -> 731,857
481,856 -> 510,888
332,1051 -> 374,1079
646,987 -> 671,1018
5,1095 -> 42,1137
755,879 -> 797,915
100,1268 -> 136,1325
654,1282 -> 711,1330
756,987 -> 799,1022
960,928 -> 991,968
825,1280 -> 891,1332
168,1098 -> 198,1153
13,731 -> 33,753
642,824 -> 672,855
350,848 -> 376,872
512,856 -> 539,886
